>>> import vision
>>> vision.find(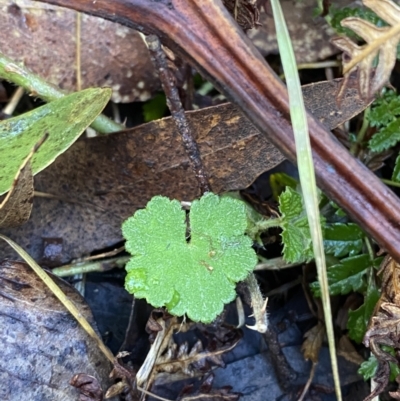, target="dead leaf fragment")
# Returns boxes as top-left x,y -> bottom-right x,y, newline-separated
0,153 -> 33,228
248,0 -> 353,62
178,374 -> 240,401
0,133 -> 47,228
363,256 -> 400,401
337,335 -> 364,365
333,0 -> 400,99
222,0 -> 259,31
0,260 -> 115,400
0,0 -> 159,102
301,322 -> 325,363
70,374 -> 103,401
